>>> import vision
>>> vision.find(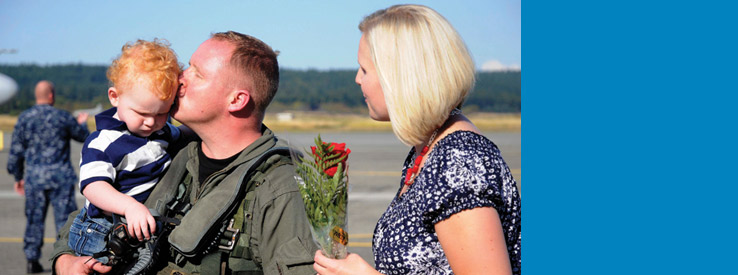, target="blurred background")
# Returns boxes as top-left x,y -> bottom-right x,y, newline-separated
0,0 -> 520,120
0,0 -> 519,273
